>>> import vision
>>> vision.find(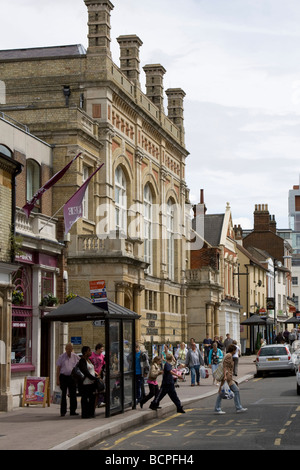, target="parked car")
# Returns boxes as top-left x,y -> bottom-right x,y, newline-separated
255,344 -> 295,376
